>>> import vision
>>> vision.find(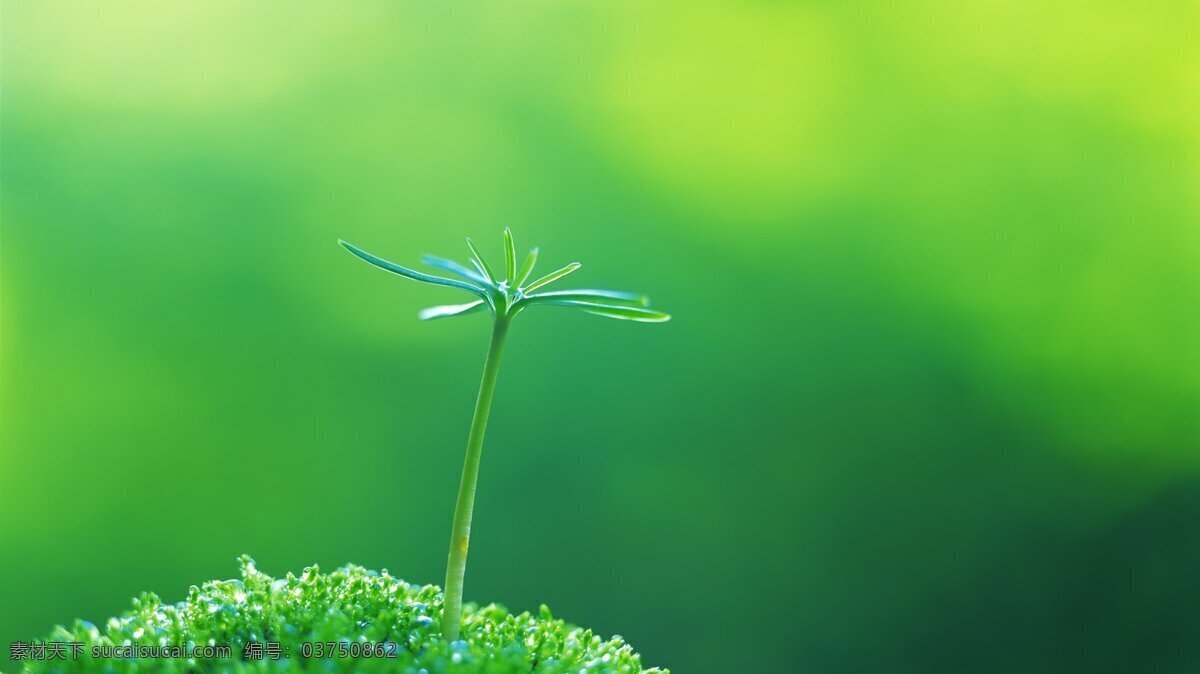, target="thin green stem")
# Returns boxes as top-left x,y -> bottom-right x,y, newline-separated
442,317 -> 509,641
